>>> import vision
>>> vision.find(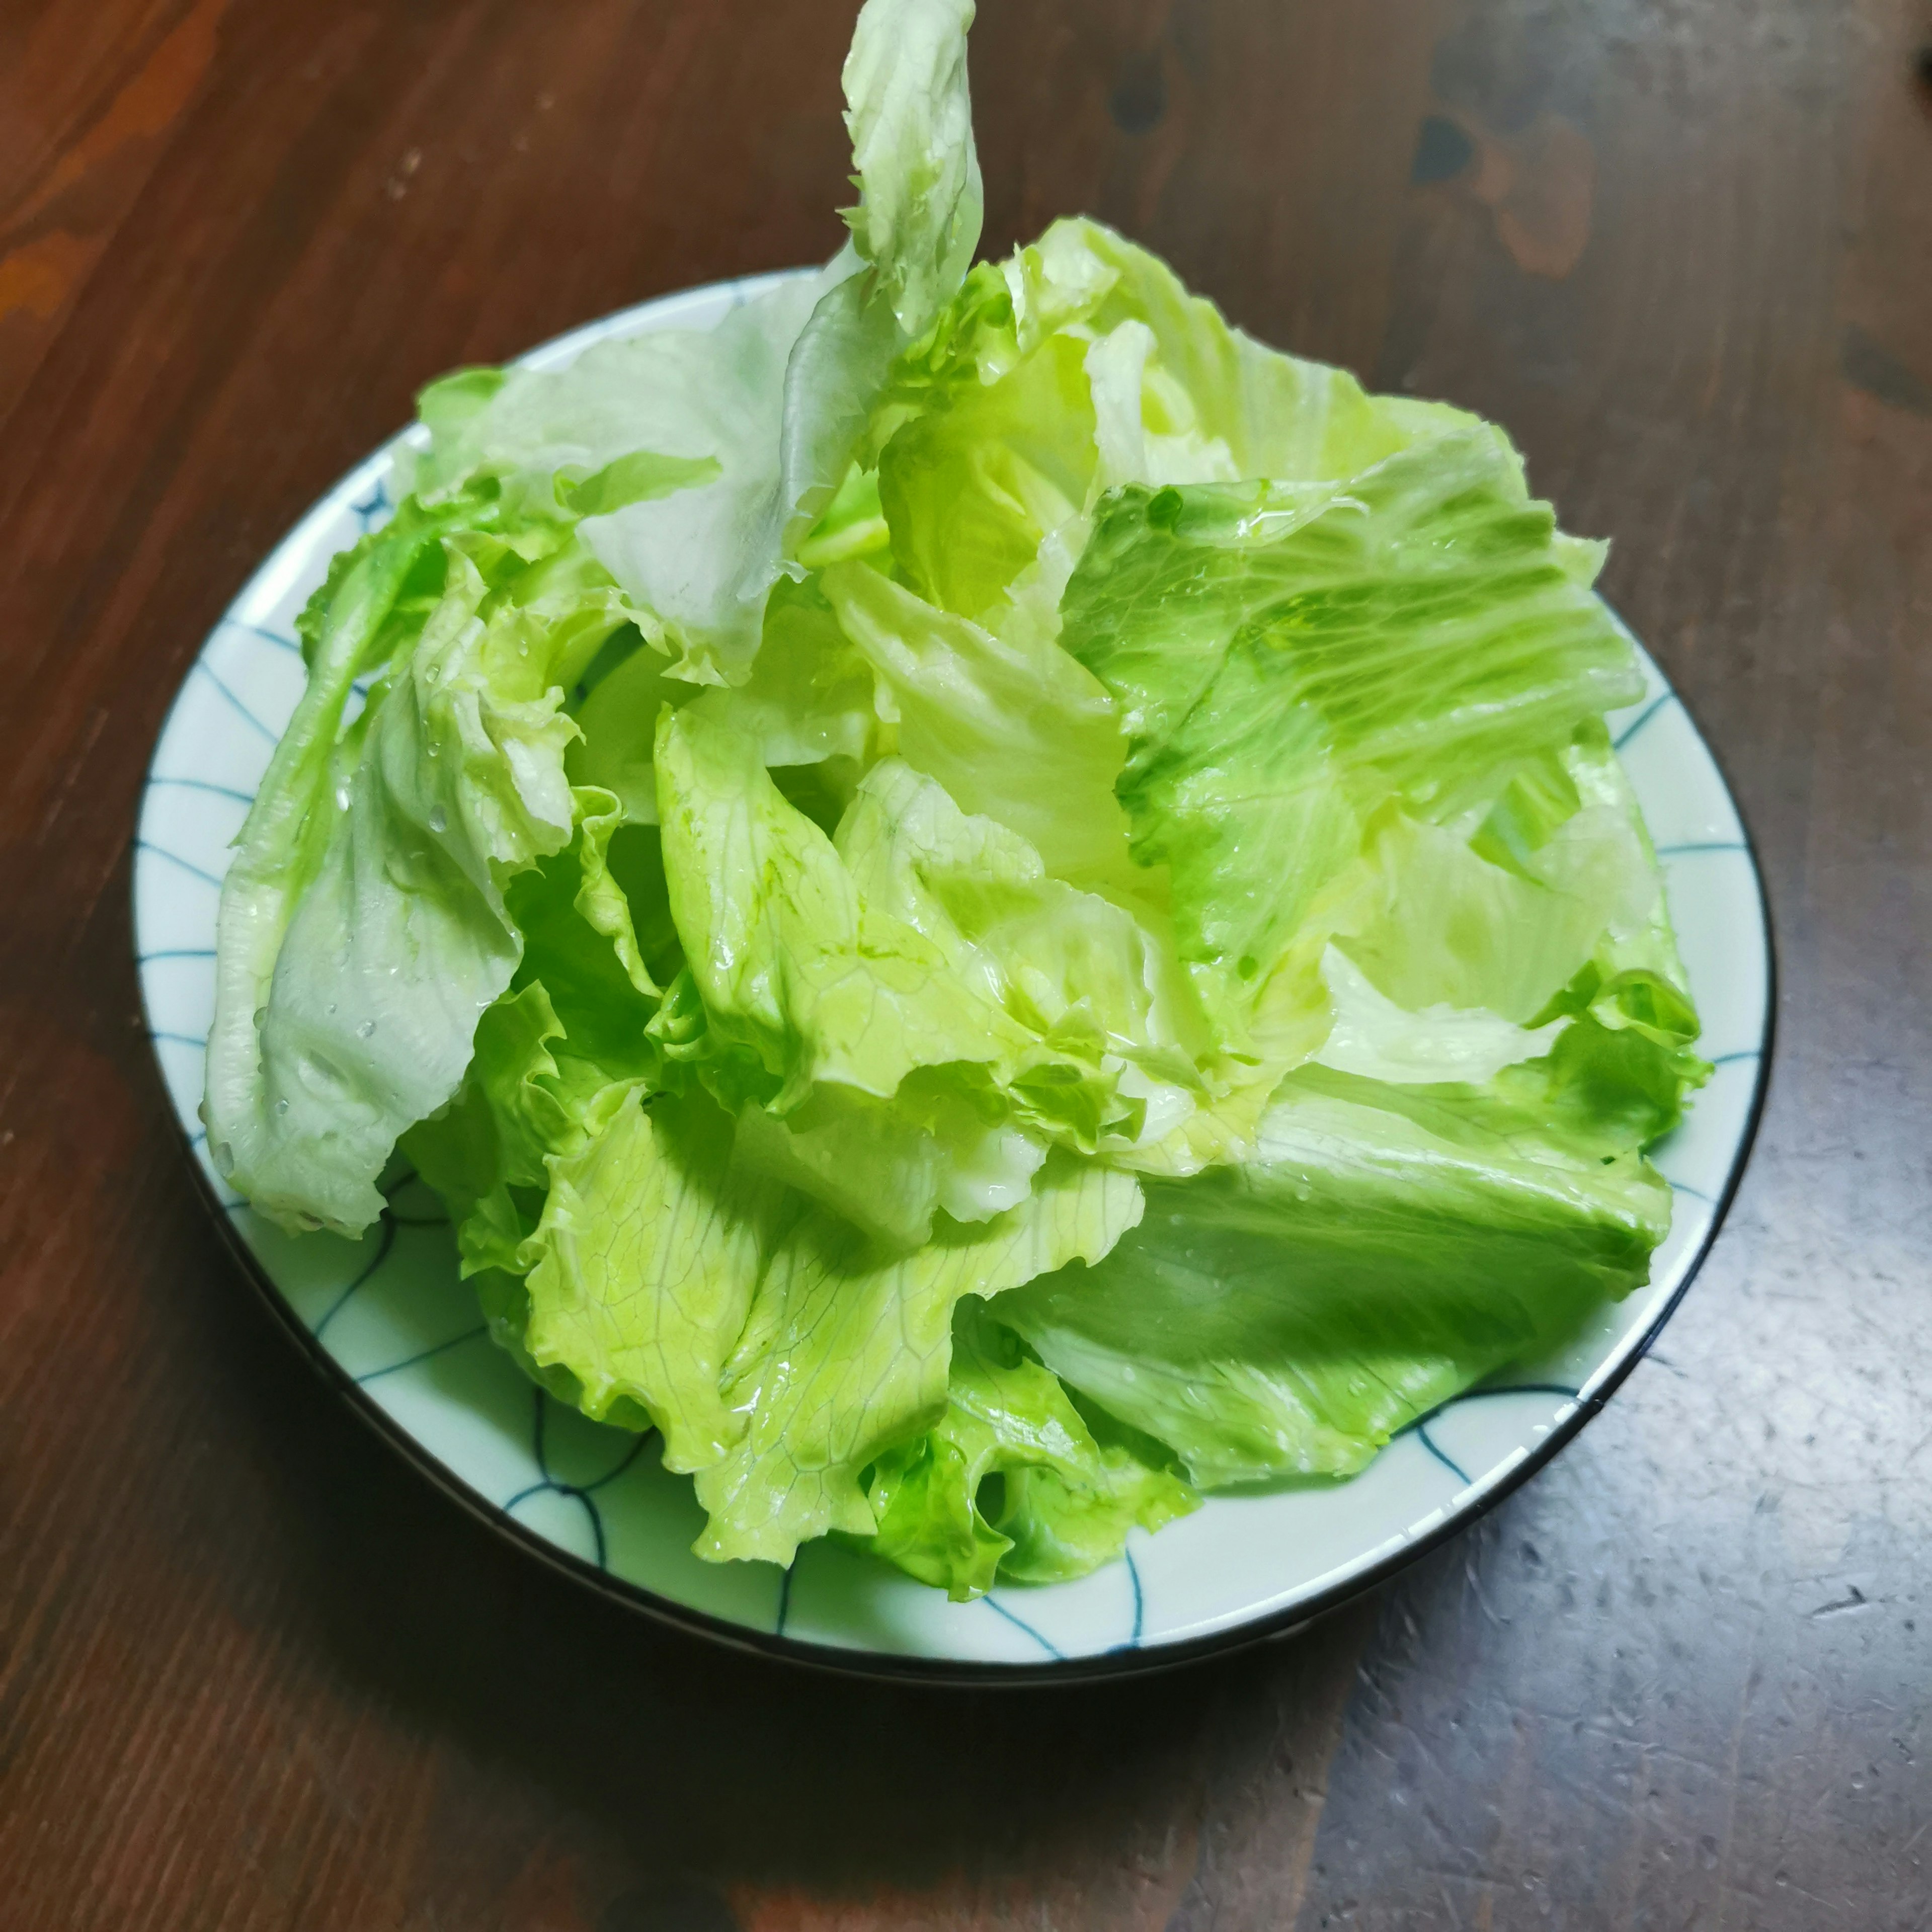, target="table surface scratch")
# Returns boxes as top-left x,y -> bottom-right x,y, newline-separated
2,2 -> 1928,1927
